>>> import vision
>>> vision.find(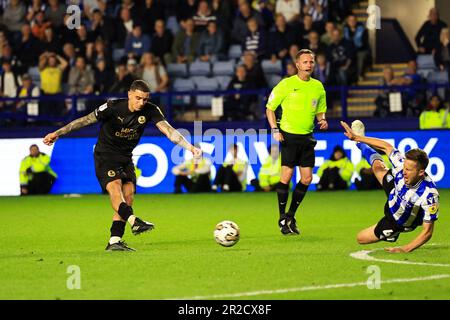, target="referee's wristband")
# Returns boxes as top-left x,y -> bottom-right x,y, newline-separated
271,128 -> 280,134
